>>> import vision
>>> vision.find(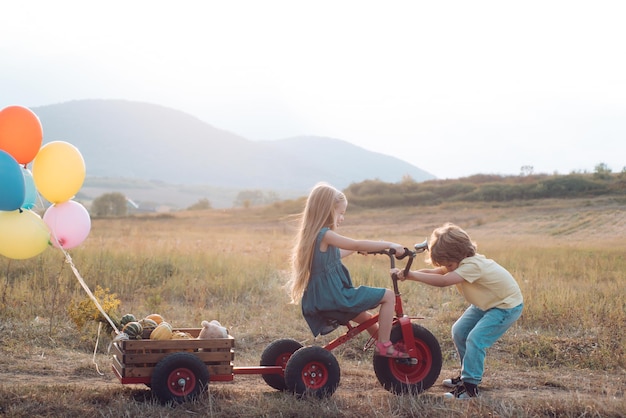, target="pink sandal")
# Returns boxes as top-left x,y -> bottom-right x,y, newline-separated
374,340 -> 409,358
